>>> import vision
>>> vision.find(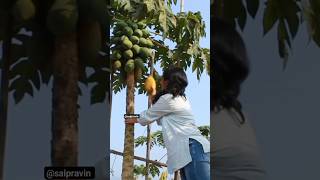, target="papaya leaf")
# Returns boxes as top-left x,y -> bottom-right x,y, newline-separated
91,83 -> 106,104
237,0 -> 247,31
13,89 -> 24,104
263,0 -> 278,35
10,77 -> 34,103
149,164 -> 160,177
245,0 -> 260,18
283,0 -> 300,38
278,20 -> 289,69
